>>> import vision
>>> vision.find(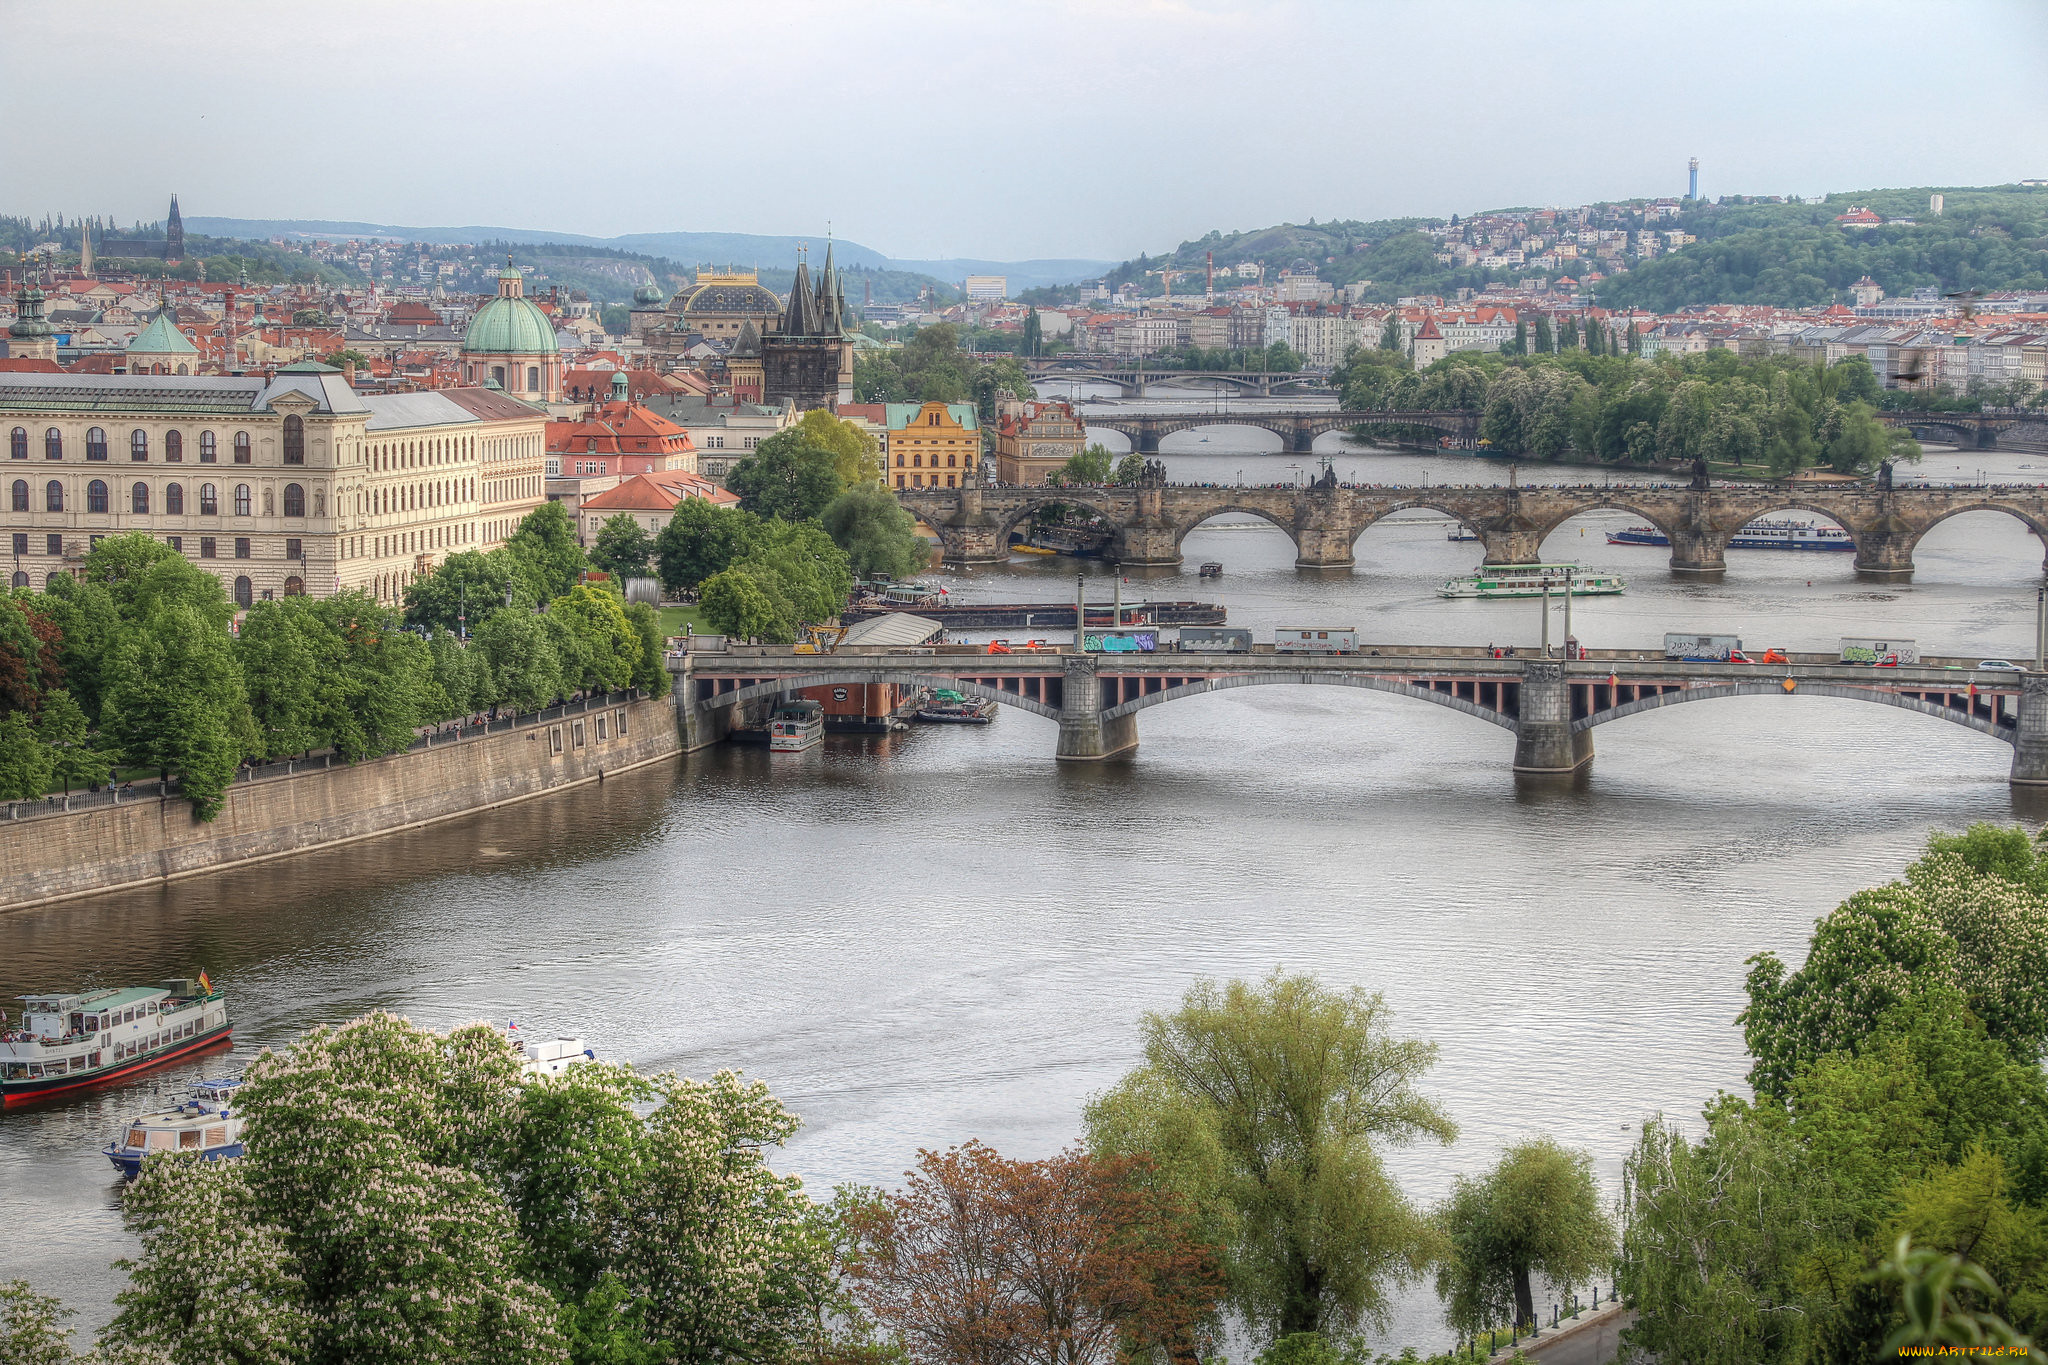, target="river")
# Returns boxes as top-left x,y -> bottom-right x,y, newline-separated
2,393 -> 2043,1352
